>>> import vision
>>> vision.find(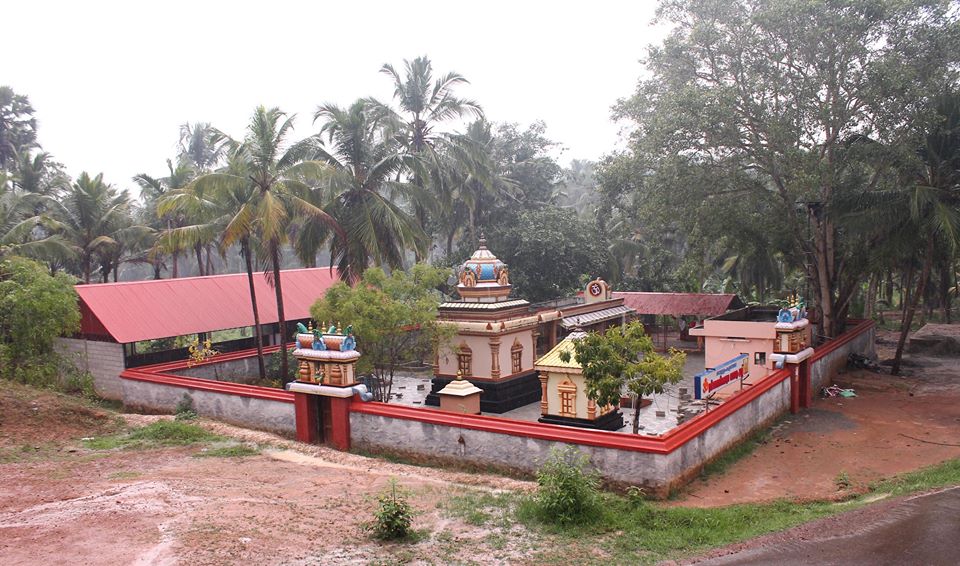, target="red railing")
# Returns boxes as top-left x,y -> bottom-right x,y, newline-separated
120,344 -> 294,403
